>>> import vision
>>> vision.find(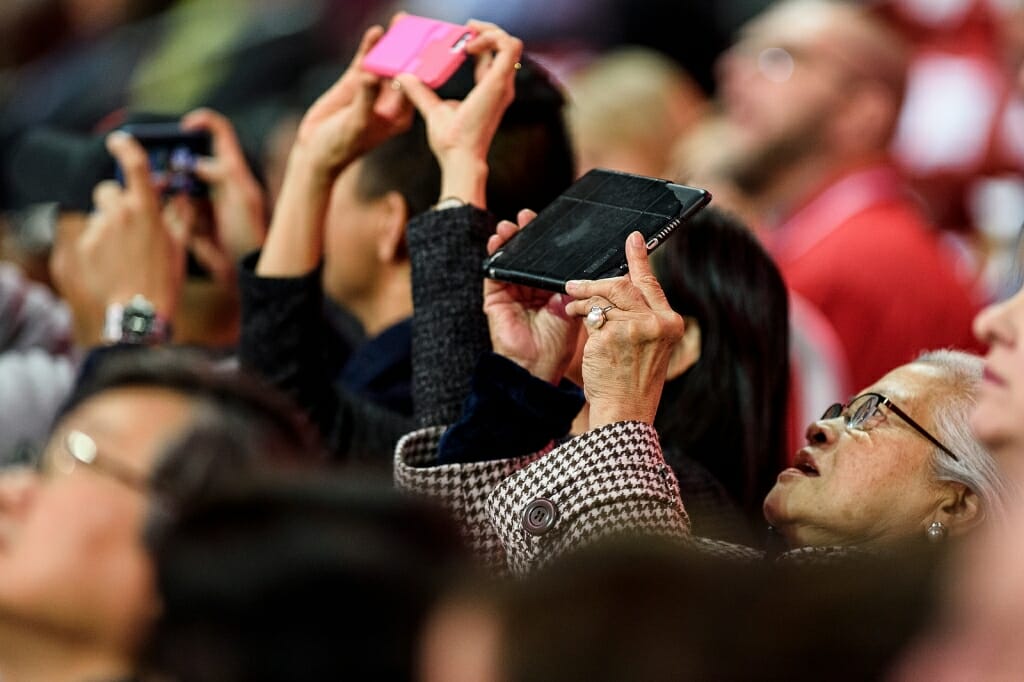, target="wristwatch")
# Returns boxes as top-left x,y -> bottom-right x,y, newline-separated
103,294 -> 172,345
432,196 -> 467,211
